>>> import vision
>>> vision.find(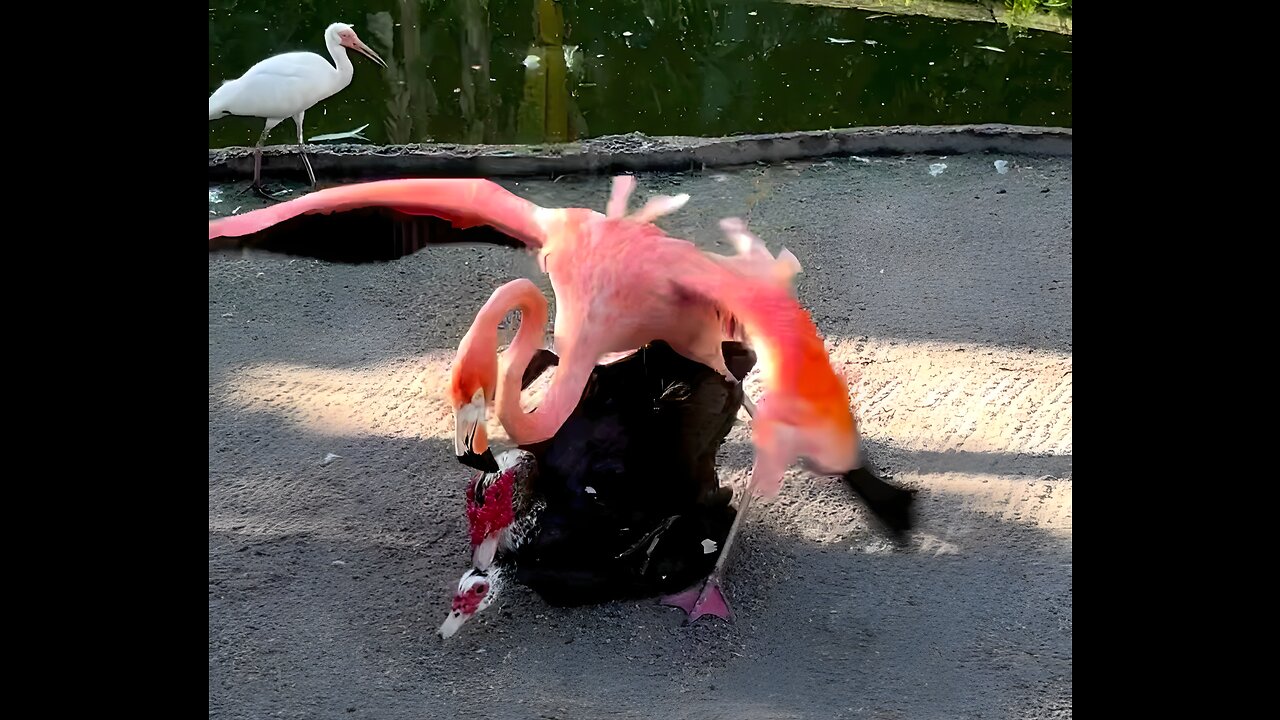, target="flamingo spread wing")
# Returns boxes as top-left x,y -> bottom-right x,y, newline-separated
208,179 -> 553,257
665,233 -> 914,536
